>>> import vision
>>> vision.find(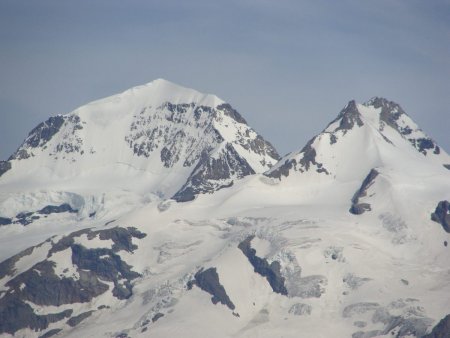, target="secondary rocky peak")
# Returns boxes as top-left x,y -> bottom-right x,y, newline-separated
335,100 -> 364,129
363,97 -> 407,130
363,97 -> 446,158
267,97 -> 450,180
